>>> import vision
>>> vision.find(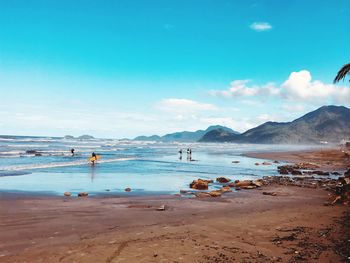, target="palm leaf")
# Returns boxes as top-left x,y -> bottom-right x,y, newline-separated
334,63 -> 350,83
